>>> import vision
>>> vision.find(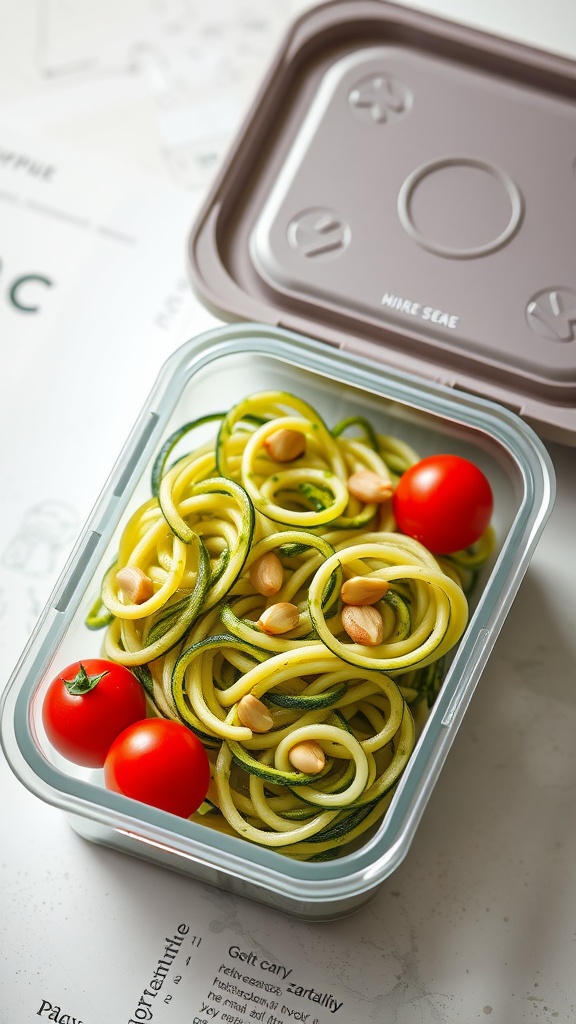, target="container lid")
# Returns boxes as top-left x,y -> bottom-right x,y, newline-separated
187,0 -> 576,446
